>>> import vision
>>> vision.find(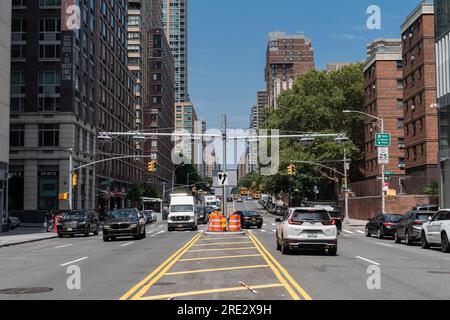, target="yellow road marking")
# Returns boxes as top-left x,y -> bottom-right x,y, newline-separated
139,283 -> 284,300
165,264 -> 270,276
187,247 -> 257,253
249,233 -> 313,300
197,236 -> 250,241
178,254 -> 262,262
193,241 -> 253,247
248,232 -> 300,300
131,233 -> 203,300
119,233 -> 202,300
